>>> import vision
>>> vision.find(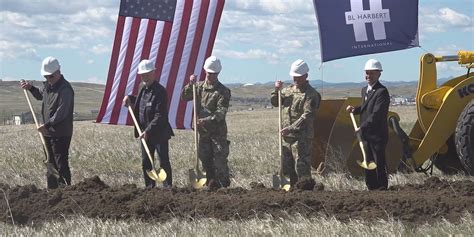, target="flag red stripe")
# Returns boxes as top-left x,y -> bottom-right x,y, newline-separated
96,16 -> 125,123
153,22 -> 173,84
165,0 -> 194,109
110,18 -> 141,124
199,0 -> 224,84
199,0 -> 225,84
175,0 -> 210,129
134,20 -> 157,95
96,0 -> 225,129
125,19 -> 158,125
